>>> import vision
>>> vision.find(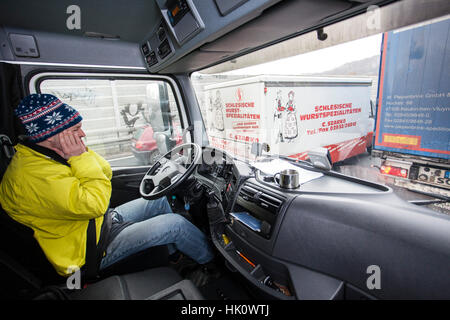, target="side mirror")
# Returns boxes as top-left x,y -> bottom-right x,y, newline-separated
182,125 -> 194,144
251,142 -> 270,157
154,132 -> 170,154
